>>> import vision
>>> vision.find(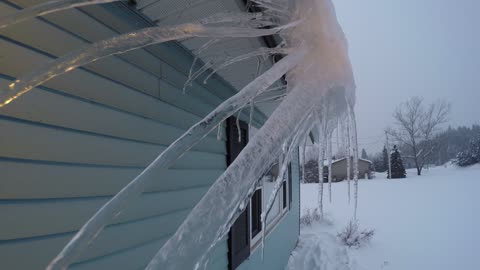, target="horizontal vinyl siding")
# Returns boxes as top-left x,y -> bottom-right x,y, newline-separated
0,158 -> 224,199
0,1 -> 236,269
0,116 -> 225,168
